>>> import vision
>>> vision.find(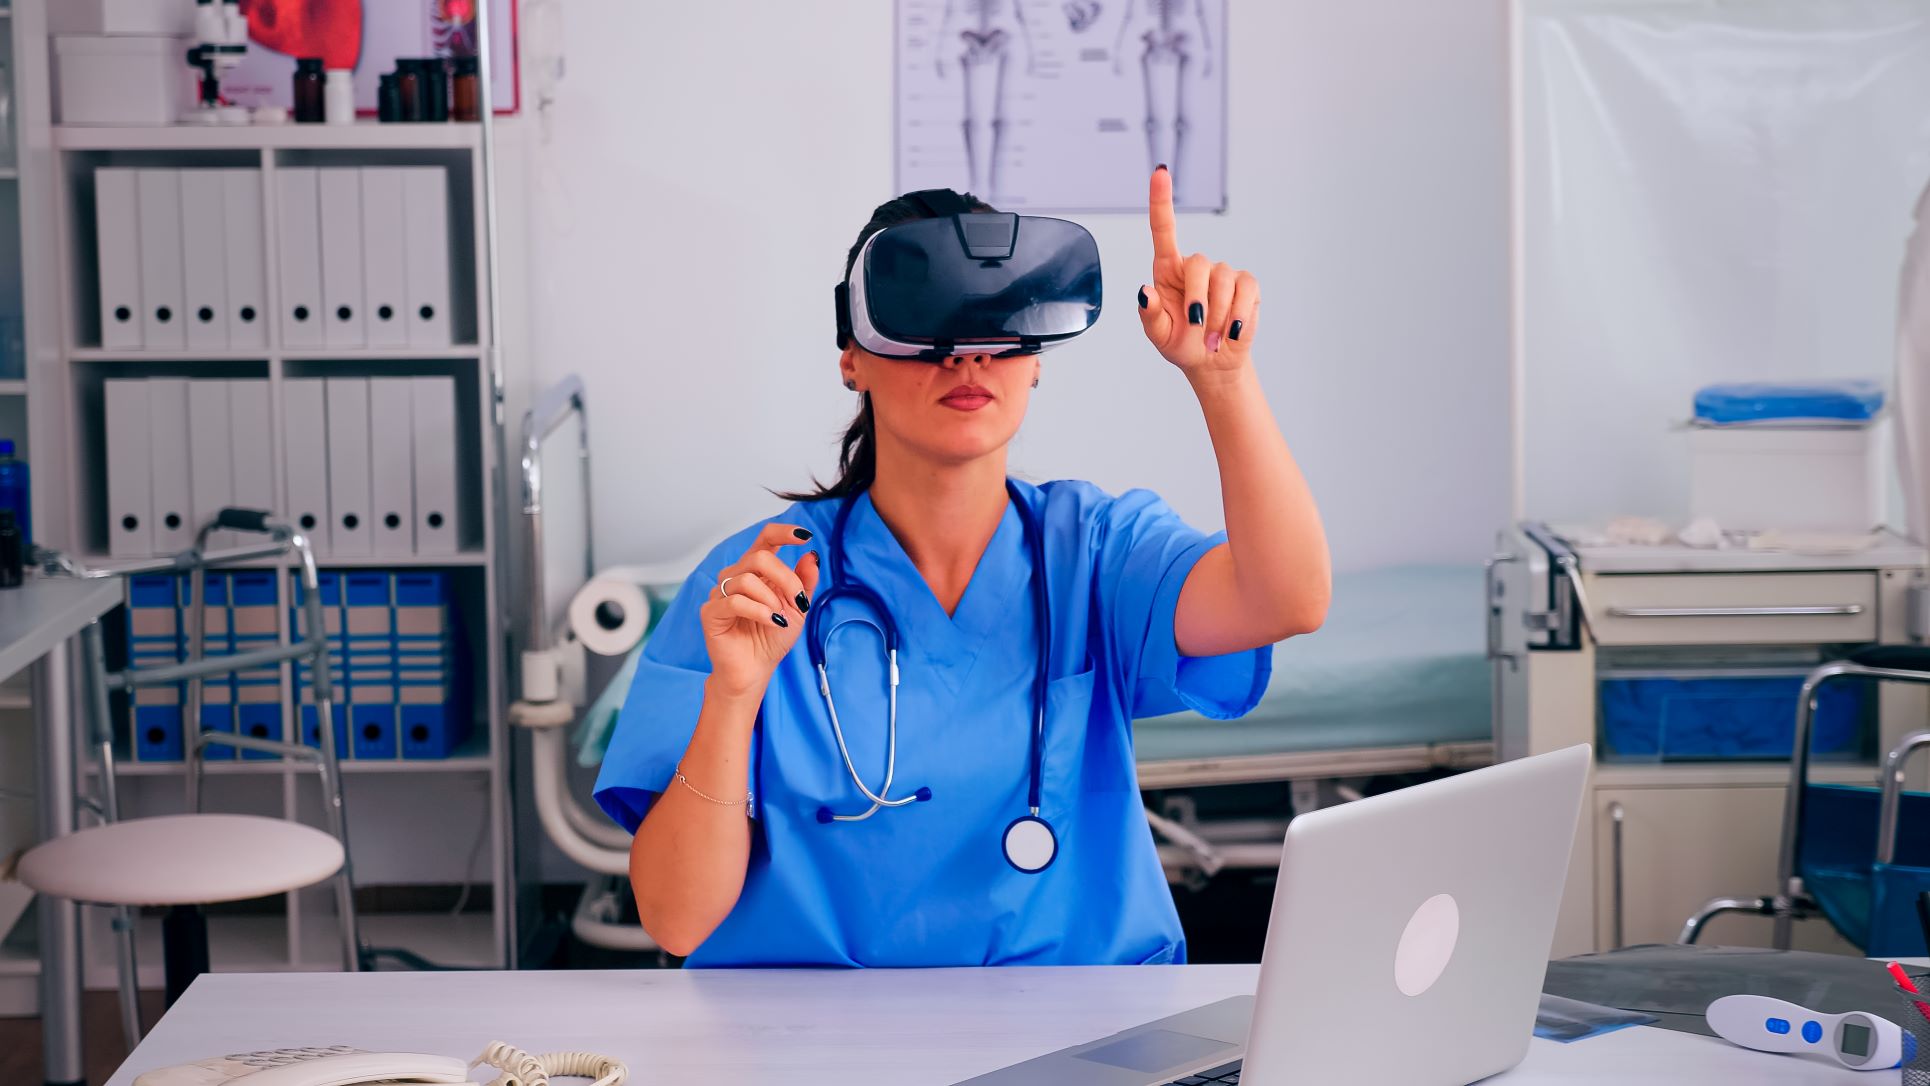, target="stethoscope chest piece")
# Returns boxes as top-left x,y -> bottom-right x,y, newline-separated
1003,814 -> 1058,873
